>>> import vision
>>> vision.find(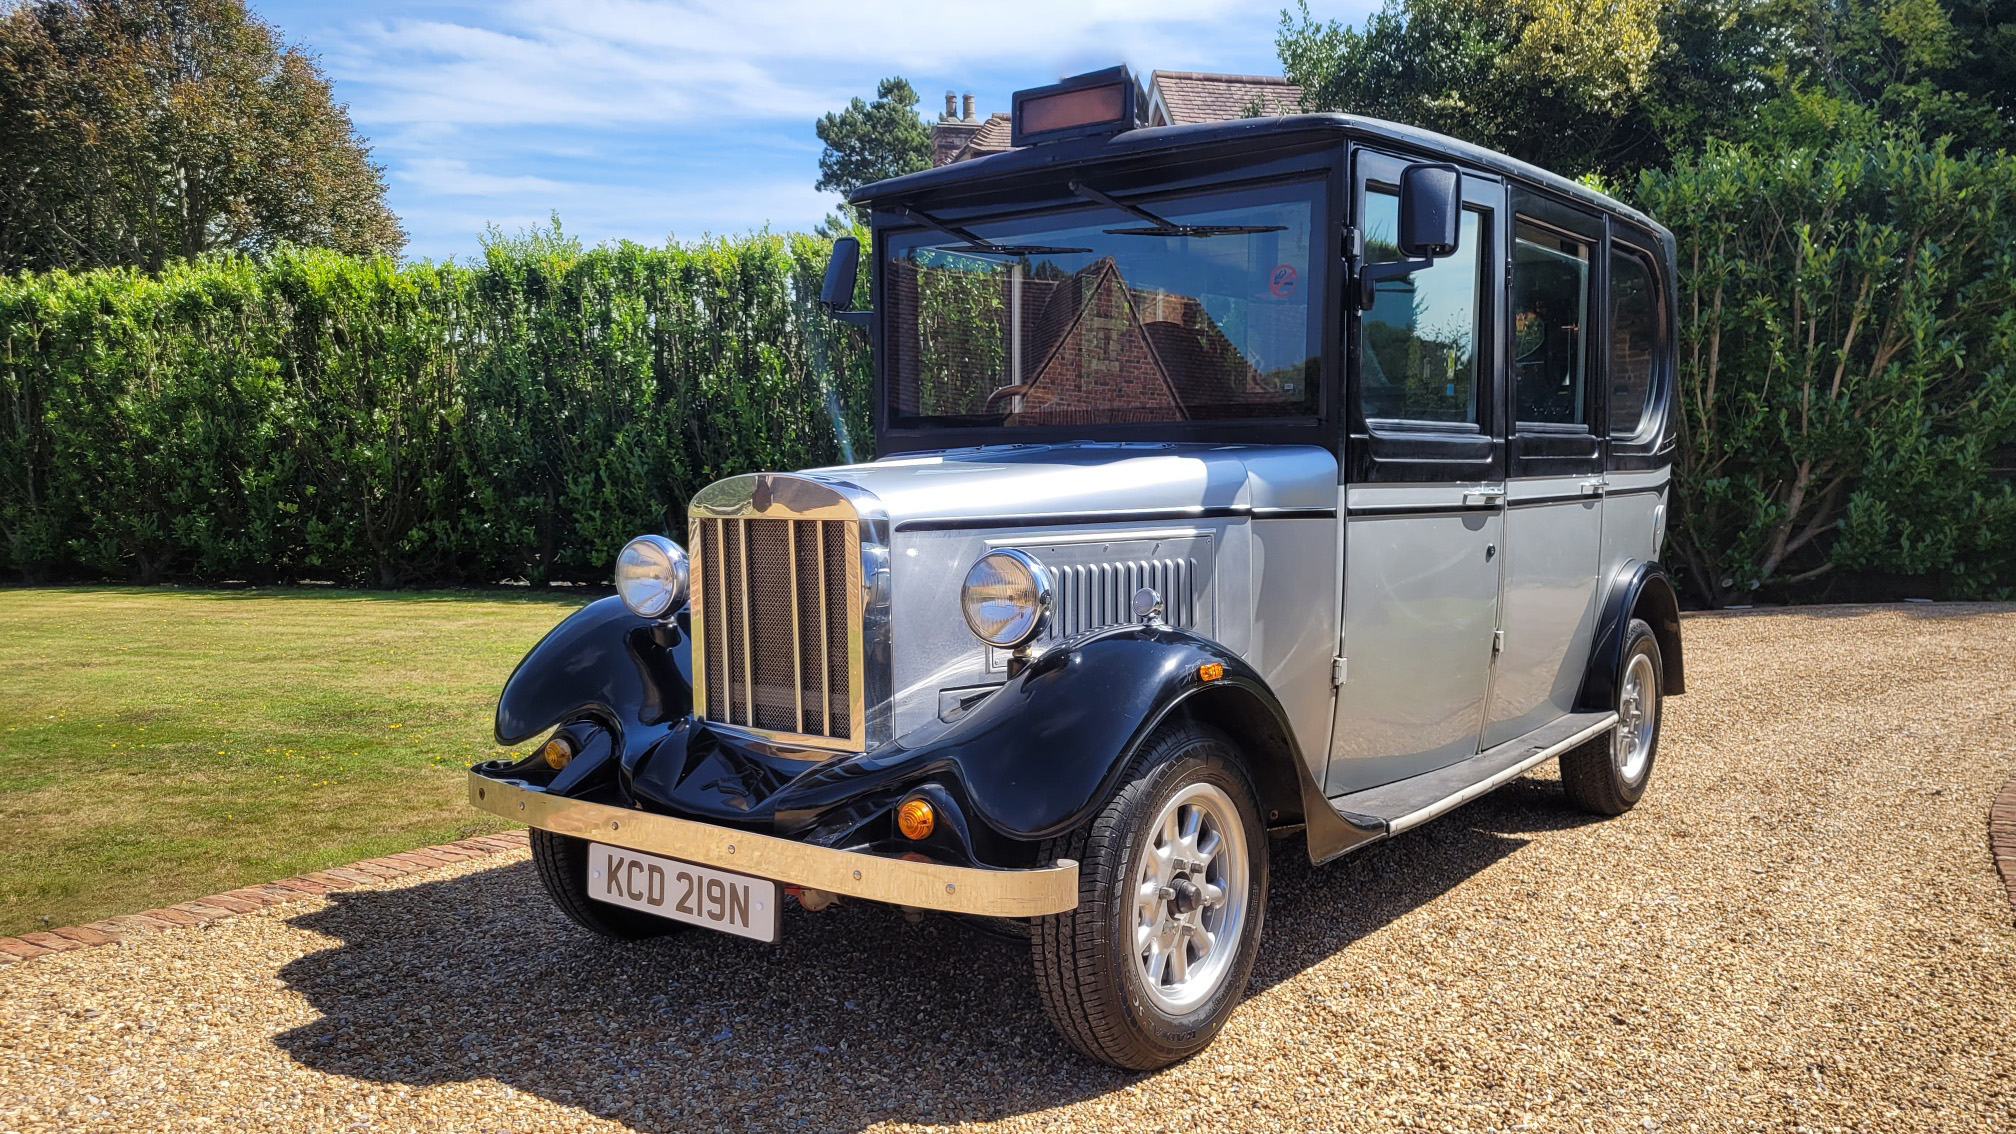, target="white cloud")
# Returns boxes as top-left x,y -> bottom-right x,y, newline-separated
274,0 -> 1346,257
318,0 -> 1282,129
